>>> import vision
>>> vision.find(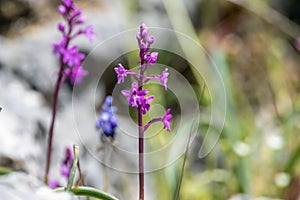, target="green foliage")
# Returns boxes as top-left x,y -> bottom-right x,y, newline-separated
148,0 -> 300,199
0,166 -> 13,176
55,186 -> 119,200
